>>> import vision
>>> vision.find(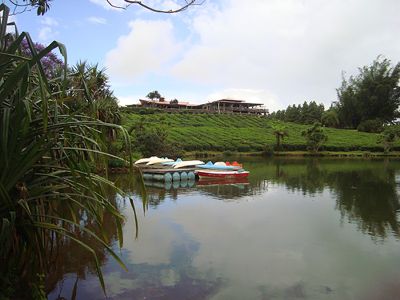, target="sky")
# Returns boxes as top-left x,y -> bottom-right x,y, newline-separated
7,0 -> 400,111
